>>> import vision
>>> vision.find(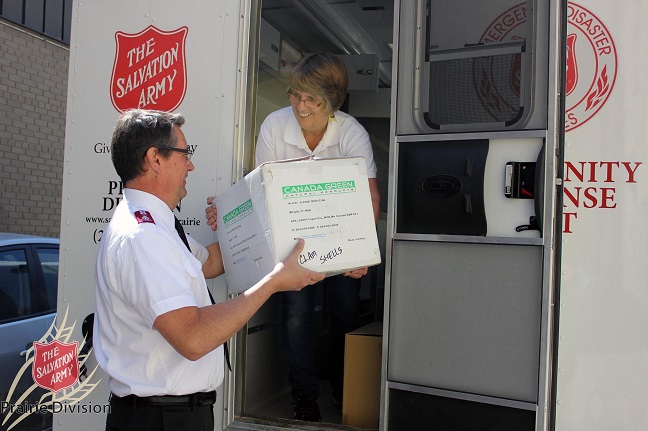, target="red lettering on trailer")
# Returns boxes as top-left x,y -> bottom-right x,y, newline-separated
562,161 -> 642,233
564,161 -> 642,183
